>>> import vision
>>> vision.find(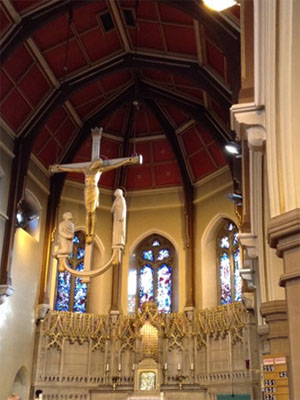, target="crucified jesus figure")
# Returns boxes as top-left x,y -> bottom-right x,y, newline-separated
49,127 -> 142,244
